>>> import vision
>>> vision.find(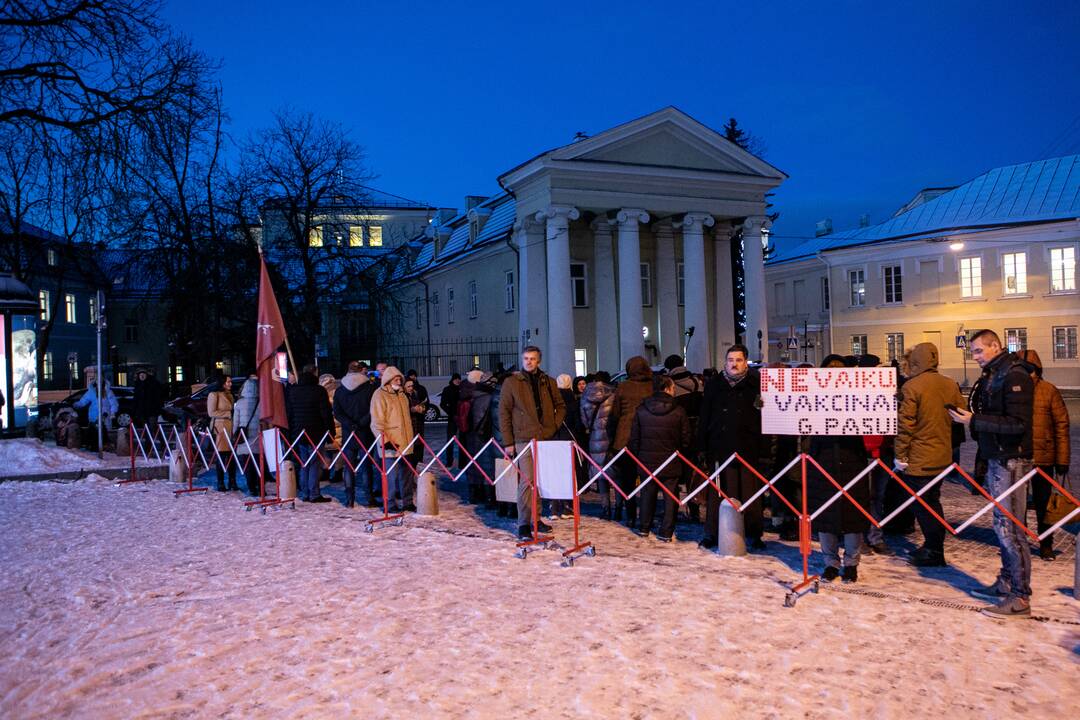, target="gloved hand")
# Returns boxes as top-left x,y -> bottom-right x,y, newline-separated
1055,464 -> 1069,478
894,459 -> 909,472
